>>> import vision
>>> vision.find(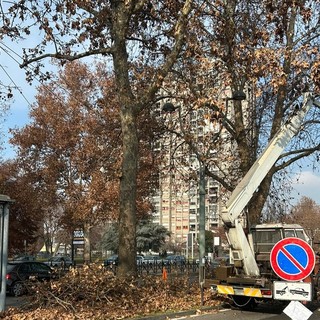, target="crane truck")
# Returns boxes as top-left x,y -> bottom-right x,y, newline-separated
211,92 -> 320,308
